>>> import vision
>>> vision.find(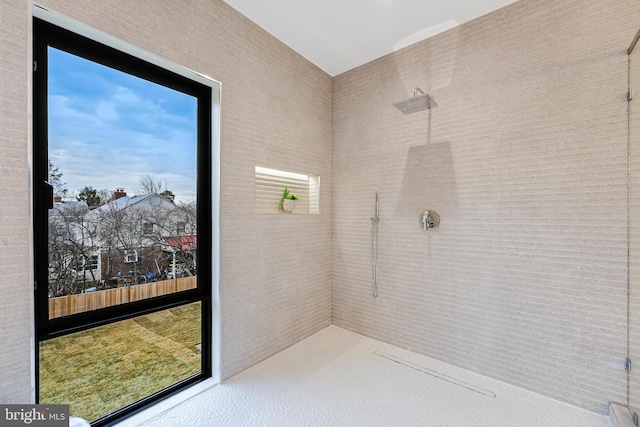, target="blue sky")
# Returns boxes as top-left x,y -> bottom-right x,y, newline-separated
48,47 -> 198,202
